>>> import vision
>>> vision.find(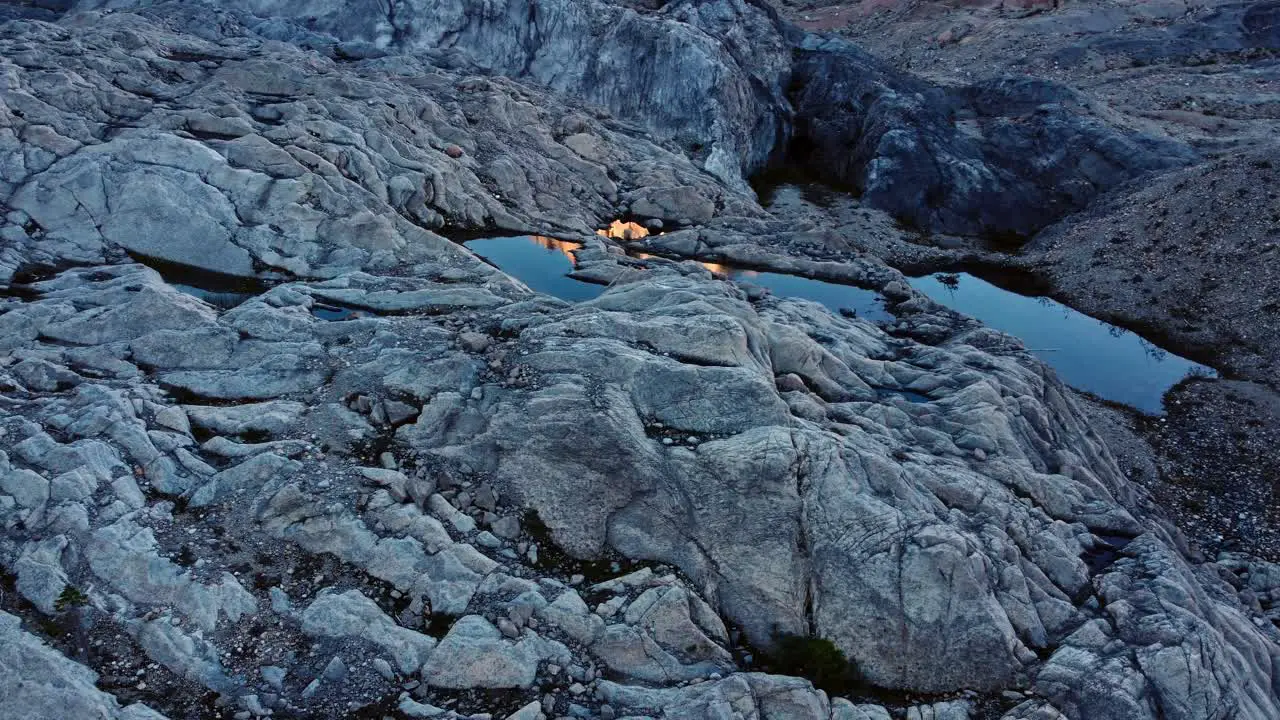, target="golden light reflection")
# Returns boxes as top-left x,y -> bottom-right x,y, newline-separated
596,220 -> 650,241
629,251 -> 756,278
531,235 -> 582,266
